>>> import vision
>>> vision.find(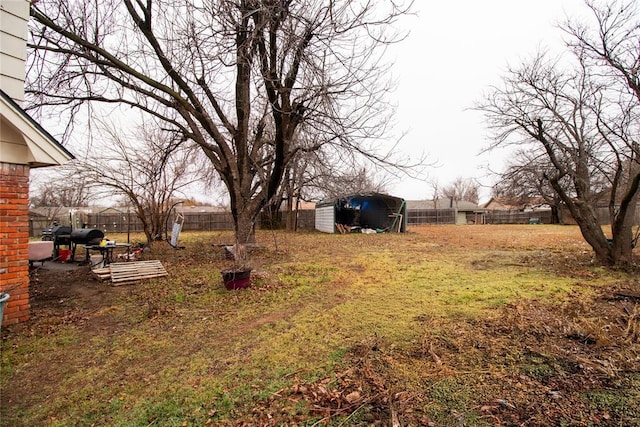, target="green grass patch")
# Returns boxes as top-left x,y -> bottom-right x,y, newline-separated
582,380 -> 640,423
